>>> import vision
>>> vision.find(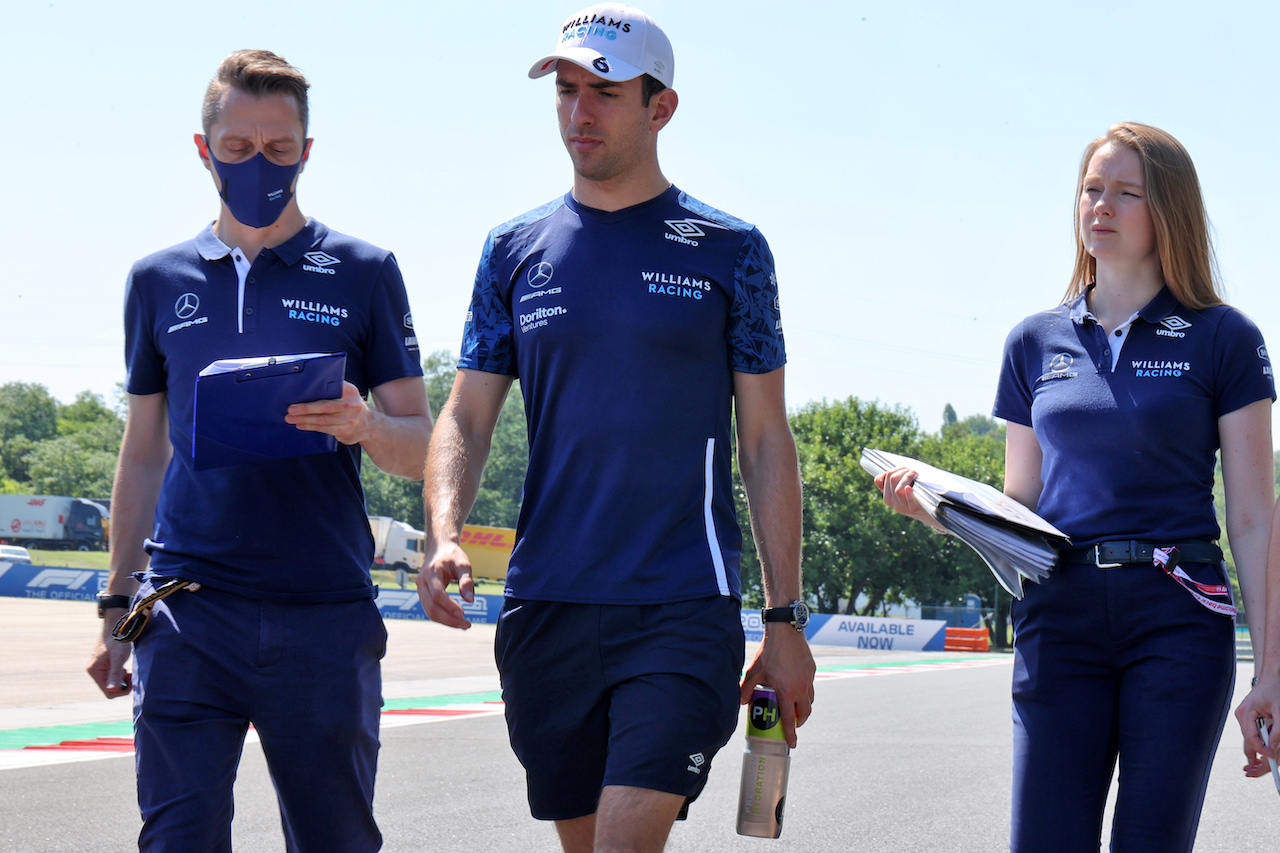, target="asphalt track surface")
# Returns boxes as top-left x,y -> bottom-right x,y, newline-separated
3,596 -> 1280,852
